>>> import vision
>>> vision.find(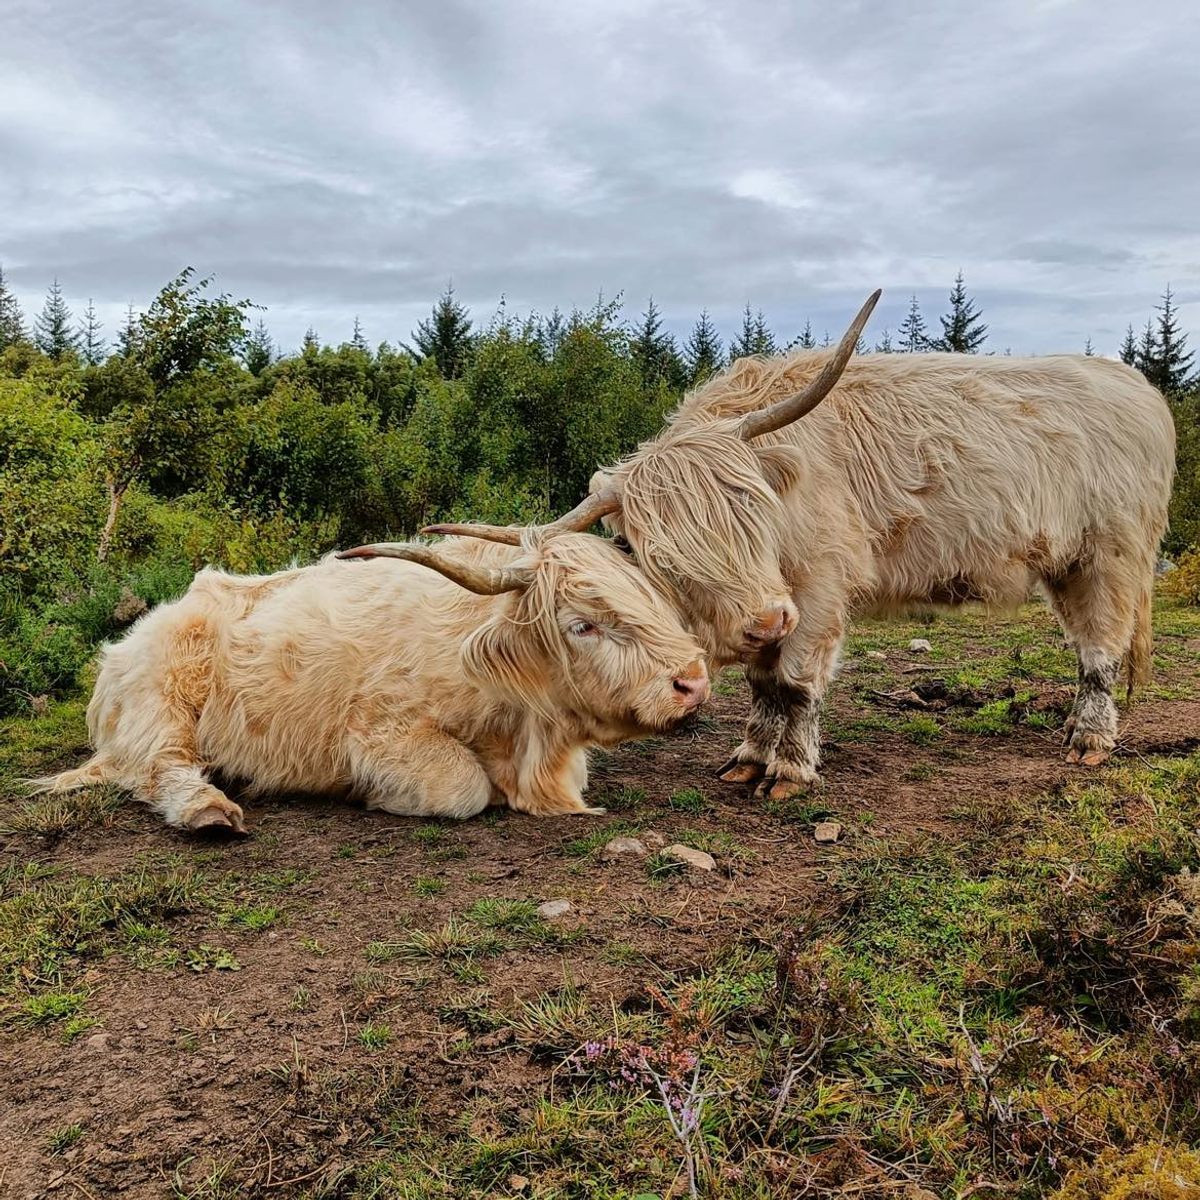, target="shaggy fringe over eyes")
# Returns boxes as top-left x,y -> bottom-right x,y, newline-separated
618,423 -> 789,615
460,532 -> 694,722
